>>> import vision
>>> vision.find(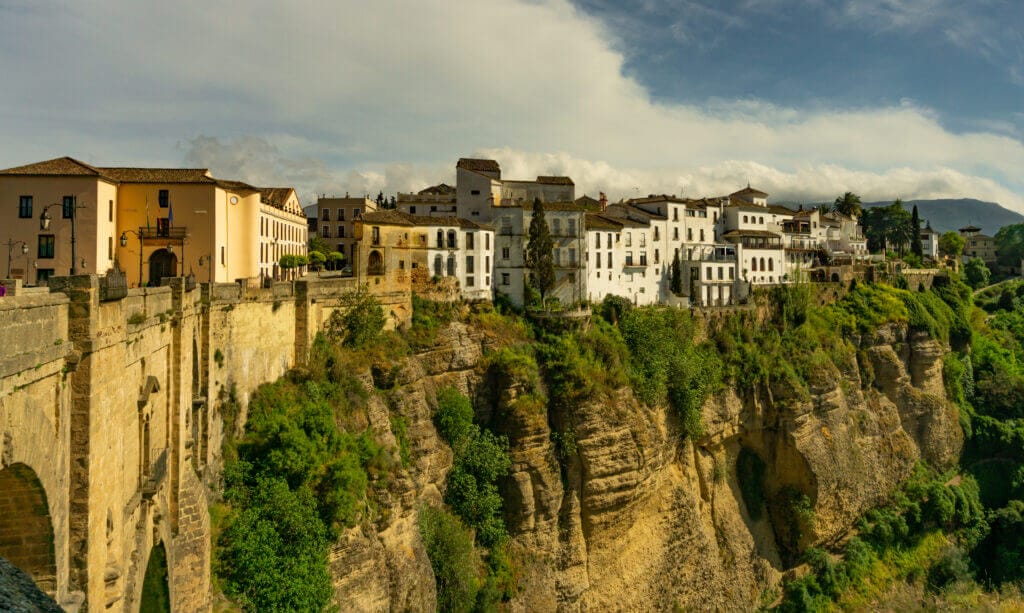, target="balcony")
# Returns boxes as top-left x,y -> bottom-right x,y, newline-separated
140,227 -> 187,240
